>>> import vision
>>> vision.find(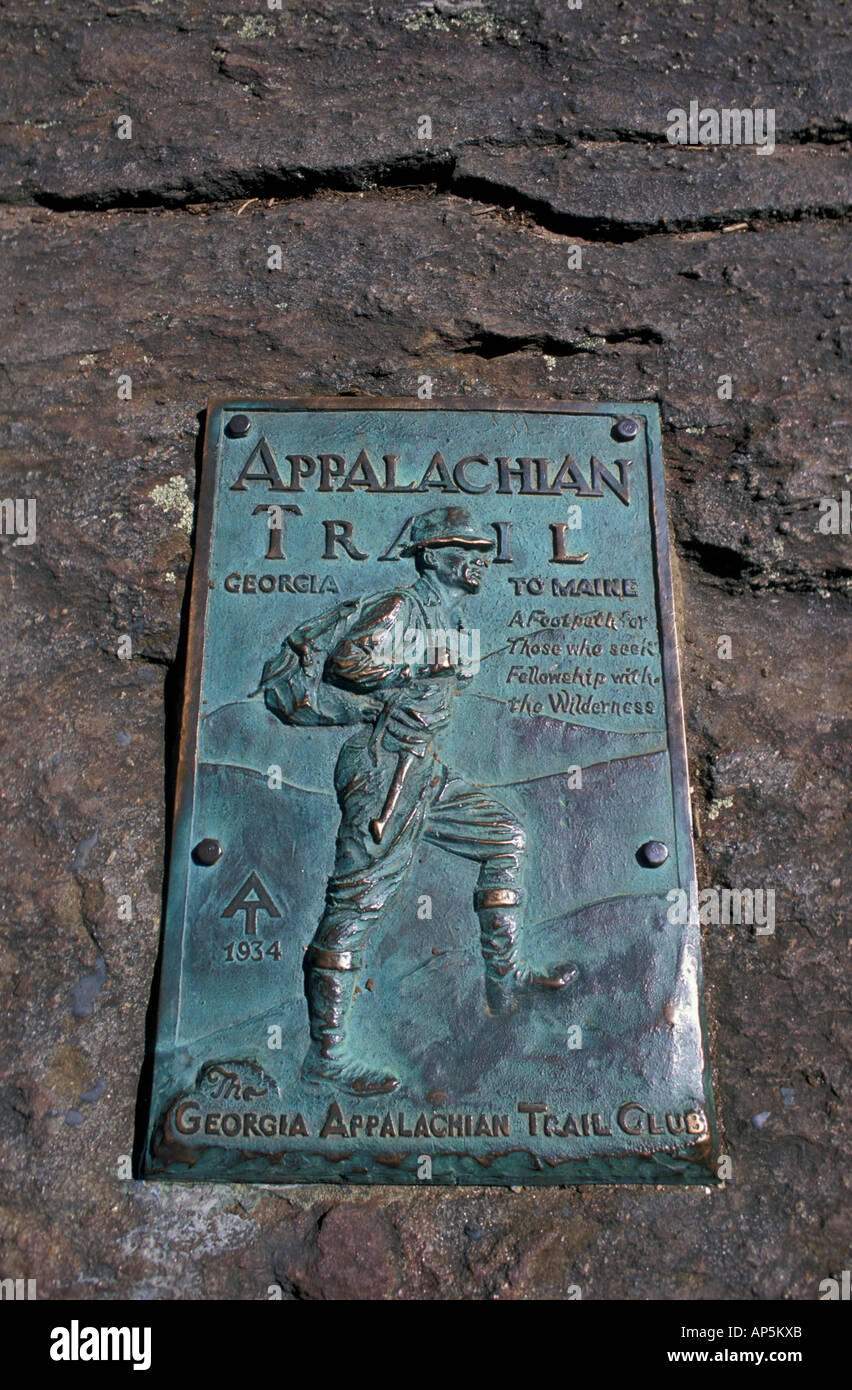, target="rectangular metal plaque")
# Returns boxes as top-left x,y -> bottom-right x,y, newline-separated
143,399 -> 718,1186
